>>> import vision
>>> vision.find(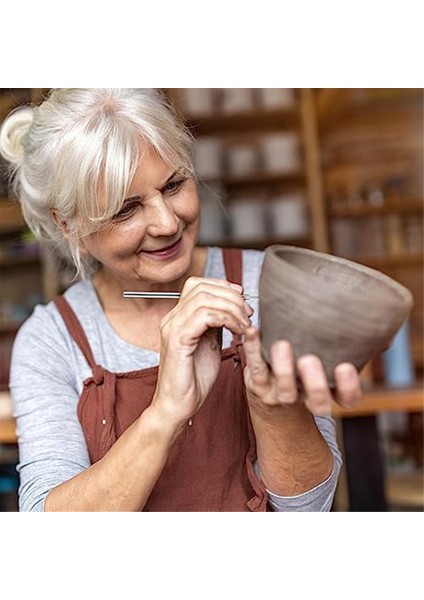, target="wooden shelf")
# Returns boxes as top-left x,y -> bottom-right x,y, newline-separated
0,91 -> 31,120
317,89 -> 423,132
204,171 -> 305,189
328,199 -> 423,219
0,418 -> 16,445
0,391 -> 16,444
333,383 -> 424,418
342,253 -> 423,270
0,199 -> 25,233
323,252 -> 424,271
386,473 -> 423,509
0,323 -> 23,336
0,254 -> 41,268
187,108 -> 300,136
